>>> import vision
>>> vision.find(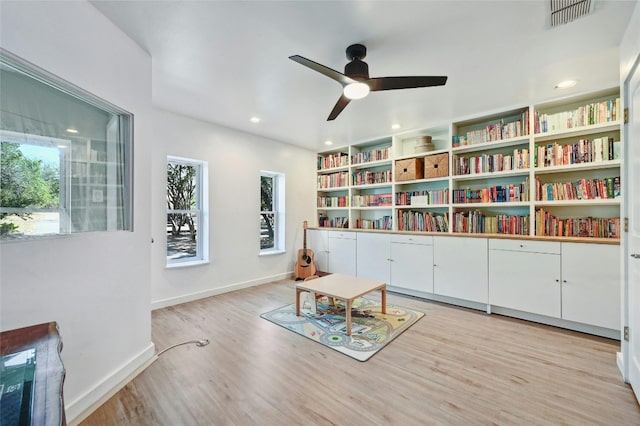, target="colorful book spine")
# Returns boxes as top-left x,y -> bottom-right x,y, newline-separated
535,209 -> 620,238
